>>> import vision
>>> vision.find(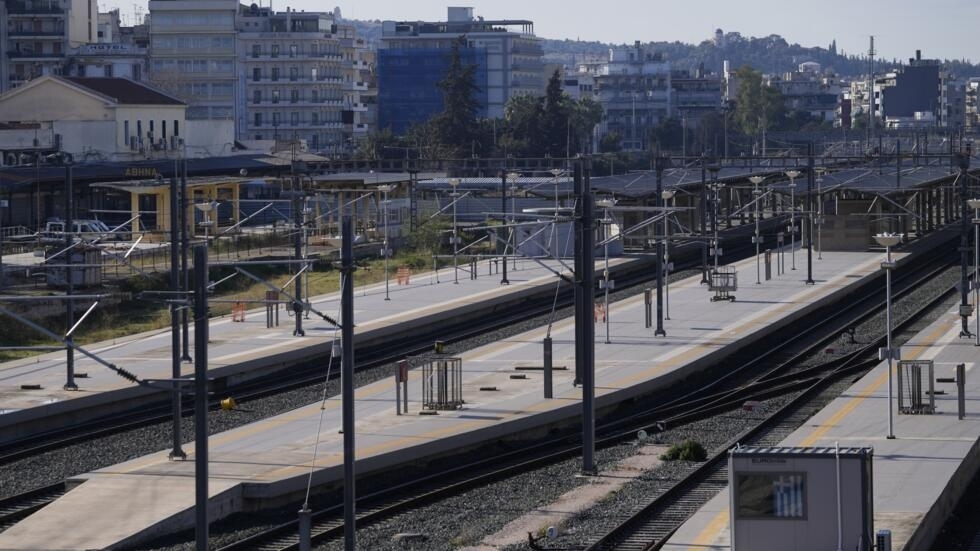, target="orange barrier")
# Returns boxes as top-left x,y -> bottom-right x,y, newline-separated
396,266 -> 412,285
232,301 -> 246,322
